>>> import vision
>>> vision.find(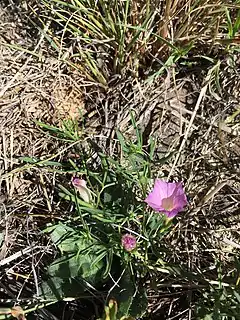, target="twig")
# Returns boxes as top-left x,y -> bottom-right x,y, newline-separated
168,71 -> 212,179
0,246 -> 42,267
